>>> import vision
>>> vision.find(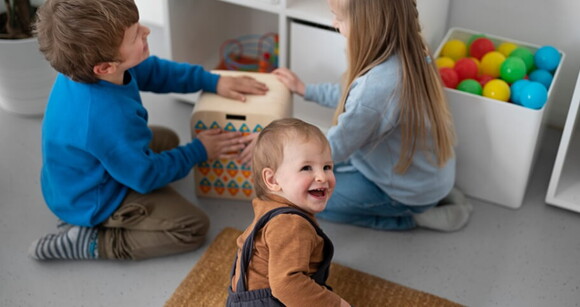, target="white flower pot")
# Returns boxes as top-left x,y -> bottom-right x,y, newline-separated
0,37 -> 57,117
